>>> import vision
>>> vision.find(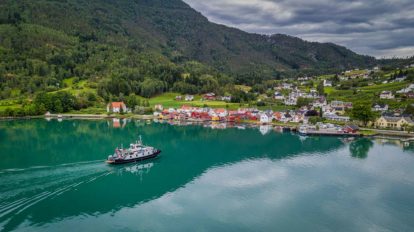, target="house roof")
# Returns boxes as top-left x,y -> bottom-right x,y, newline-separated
215,108 -> 226,113
111,102 -> 125,108
344,124 -> 359,130
372,103 -> 387,108
181,105 -> 191,109
404,117 -> 414,124
382,116 -> 414,123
